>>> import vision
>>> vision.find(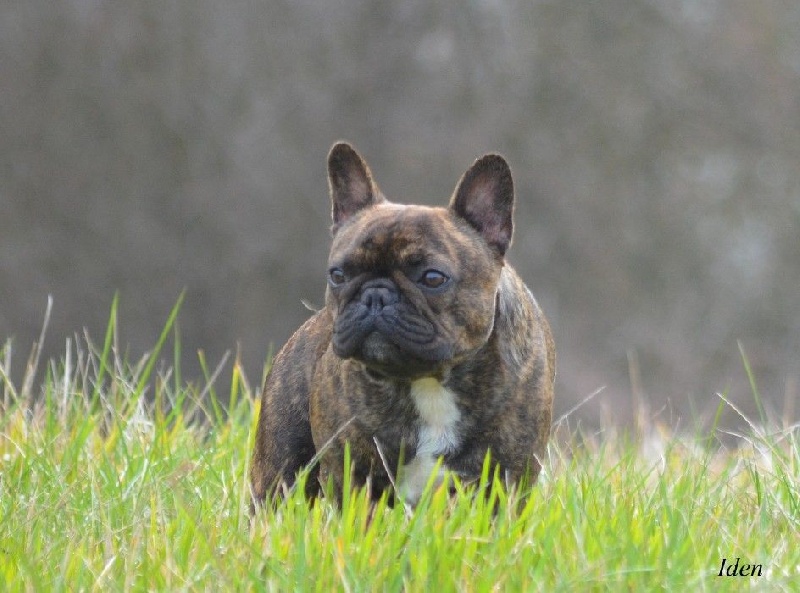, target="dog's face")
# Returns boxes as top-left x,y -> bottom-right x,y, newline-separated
324,143 -> 515,380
